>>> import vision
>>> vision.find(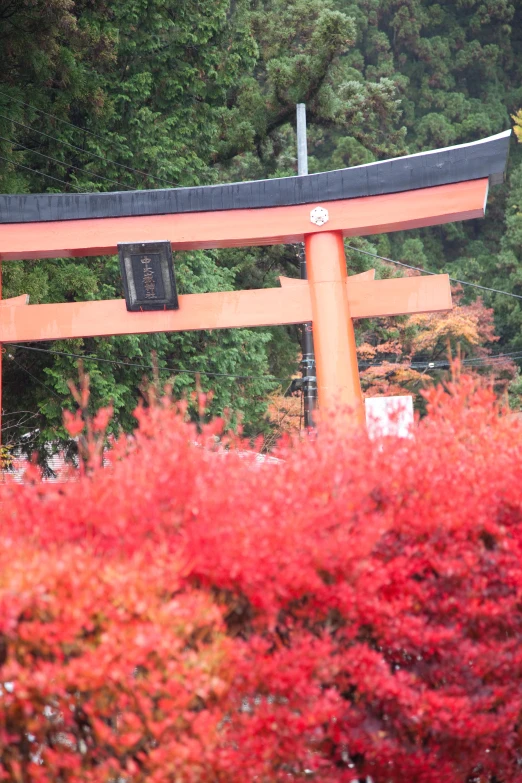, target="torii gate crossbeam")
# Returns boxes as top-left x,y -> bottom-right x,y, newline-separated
0,130 -> 511,441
